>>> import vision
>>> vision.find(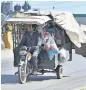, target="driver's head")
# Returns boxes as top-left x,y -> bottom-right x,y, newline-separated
25,24 -> 33,31
27,24 -> 33,31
